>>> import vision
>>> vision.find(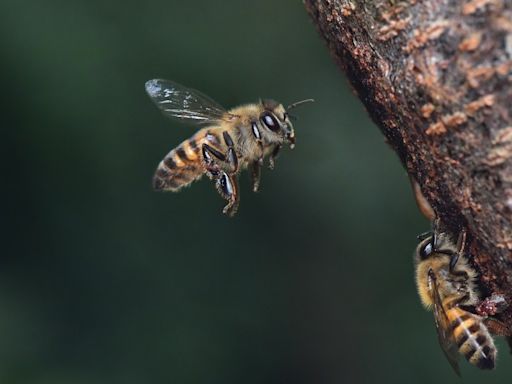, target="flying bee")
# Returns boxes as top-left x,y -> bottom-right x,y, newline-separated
145,79 -> 313,216
414,223 -> 497,375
